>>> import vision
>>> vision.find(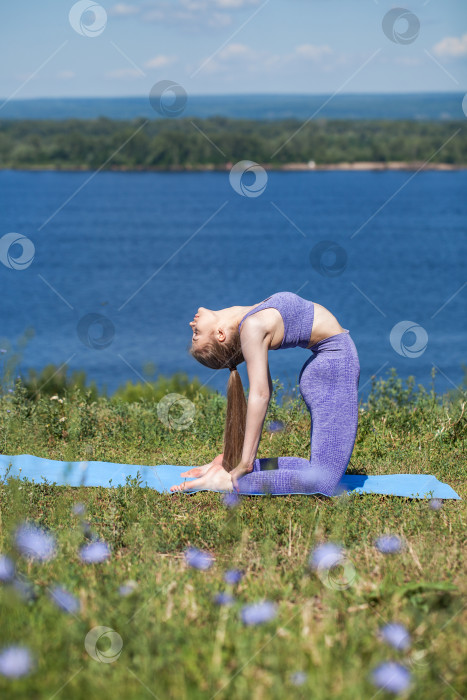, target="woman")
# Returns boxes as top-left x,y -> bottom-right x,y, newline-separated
170,291 -> 360,496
